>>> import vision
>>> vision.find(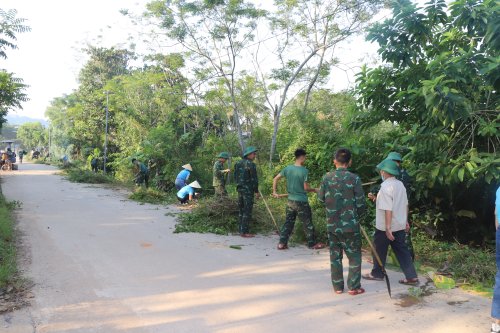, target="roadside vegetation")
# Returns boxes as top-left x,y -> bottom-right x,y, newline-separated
0,193 -> 19,288
4,1 -> 498,292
